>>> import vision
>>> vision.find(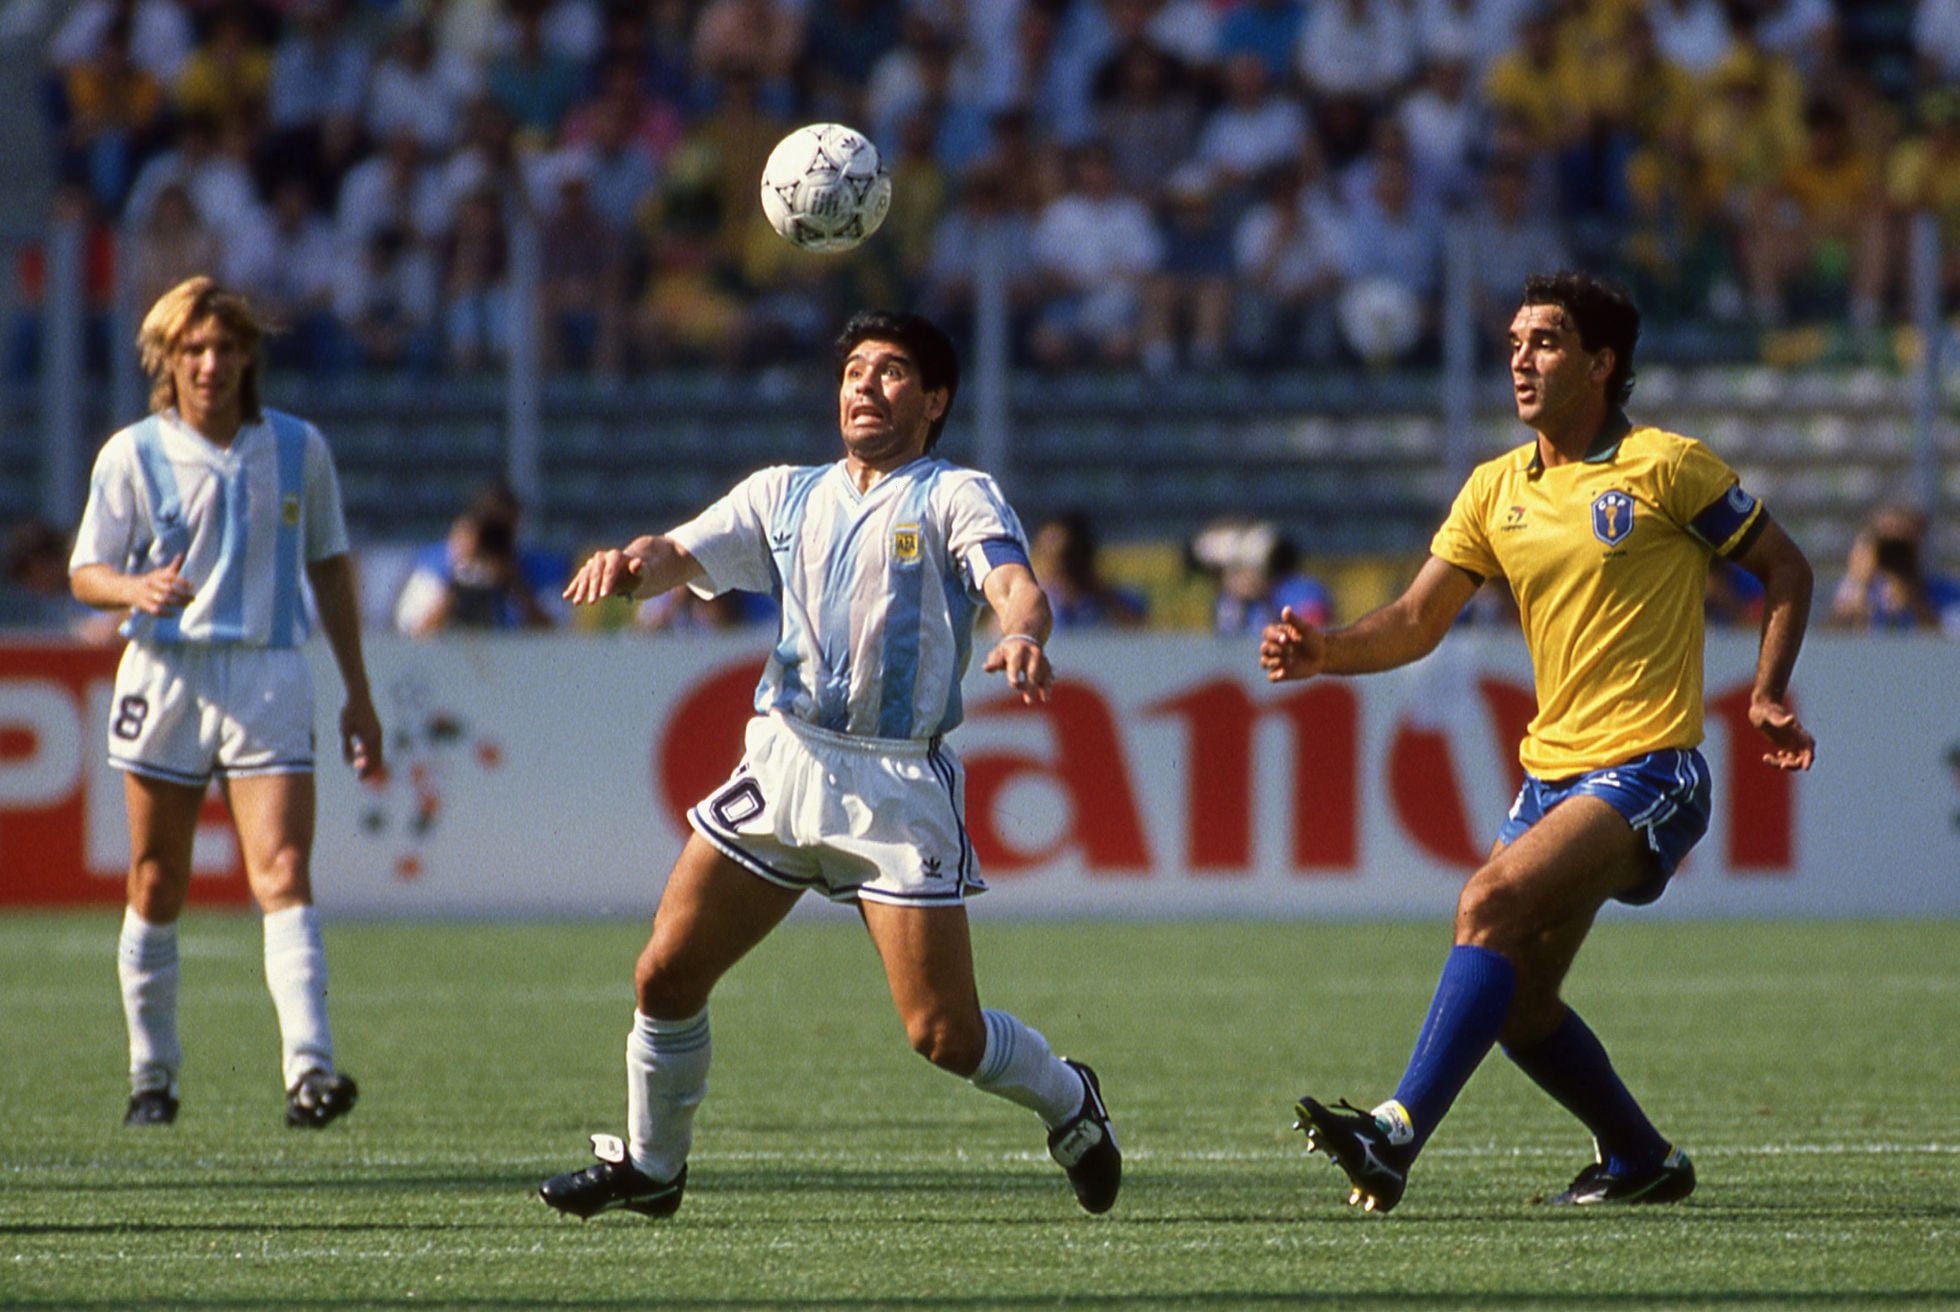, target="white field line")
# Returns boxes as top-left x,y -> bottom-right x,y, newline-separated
14,1142 -> 1955,1180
